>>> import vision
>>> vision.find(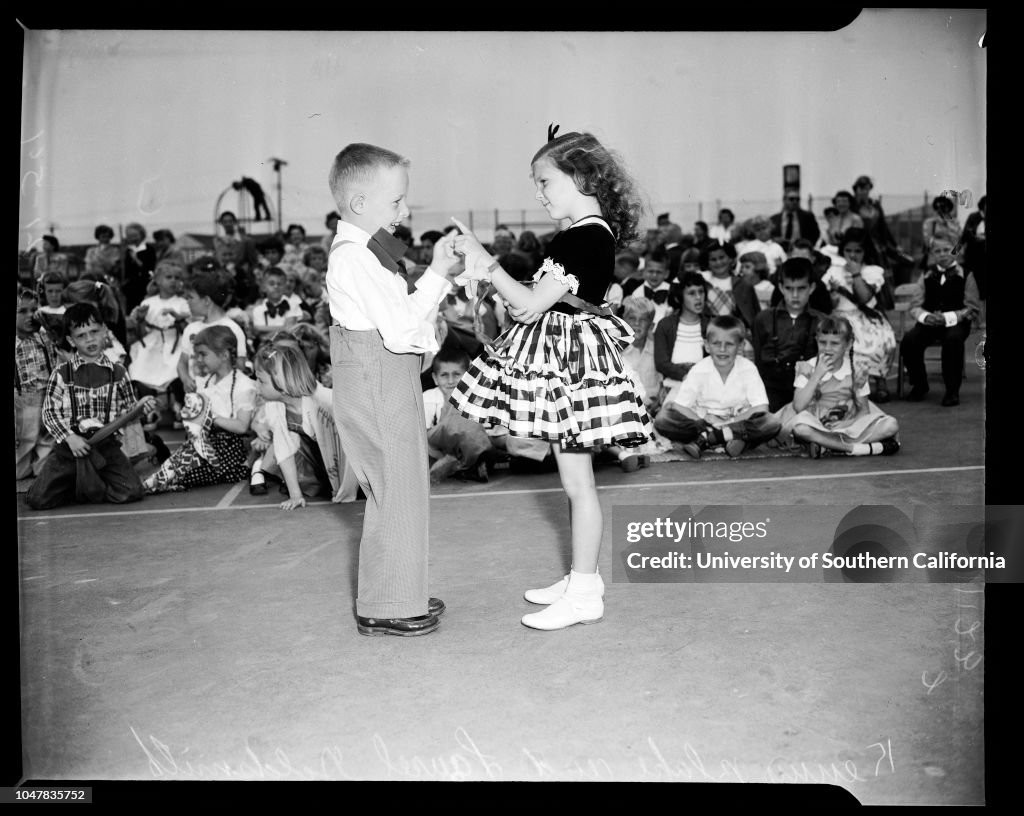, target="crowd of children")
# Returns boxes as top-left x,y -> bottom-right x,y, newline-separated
15,184 -> 982,520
